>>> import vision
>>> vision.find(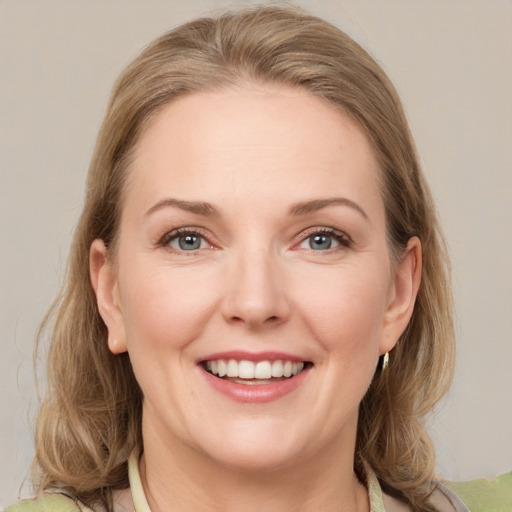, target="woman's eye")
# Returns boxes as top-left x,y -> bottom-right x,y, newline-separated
167,232 -> 210,251
298,230 -> 349,251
